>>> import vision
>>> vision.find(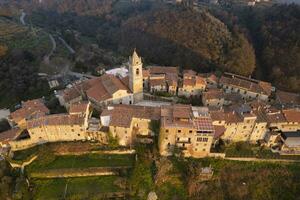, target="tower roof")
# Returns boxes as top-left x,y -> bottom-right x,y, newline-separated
130,49 -> 142,66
